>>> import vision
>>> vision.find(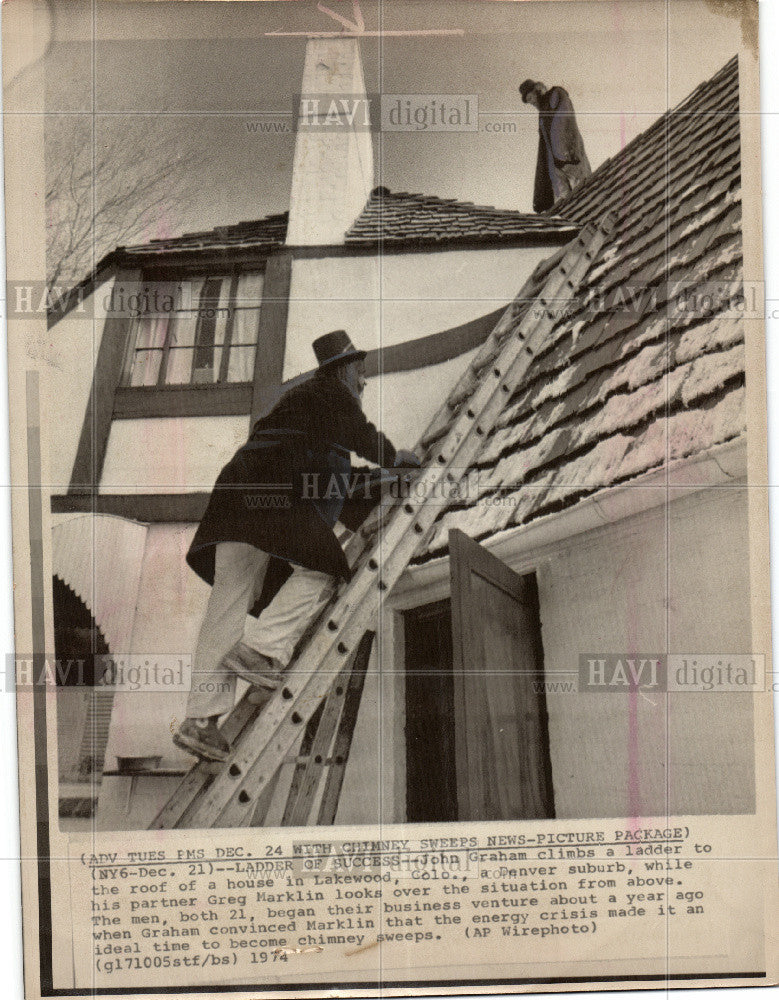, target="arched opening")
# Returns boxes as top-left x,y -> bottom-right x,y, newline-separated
53,575 -> 110,685
52,576 -> 115,810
